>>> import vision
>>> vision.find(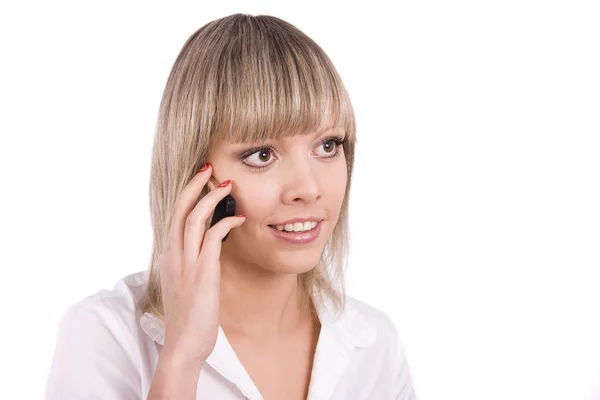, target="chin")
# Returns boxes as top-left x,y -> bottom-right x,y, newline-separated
262,251 -> 322,274
225,227 -> 328,274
